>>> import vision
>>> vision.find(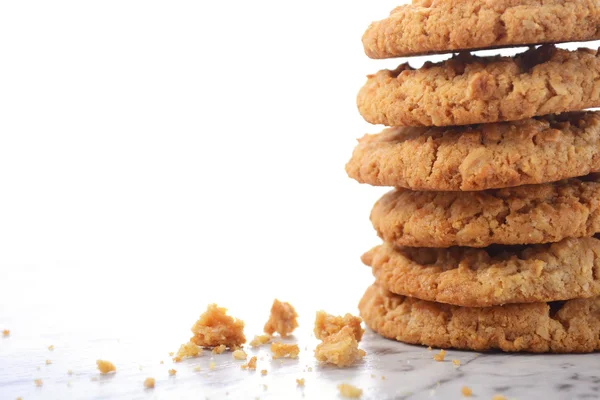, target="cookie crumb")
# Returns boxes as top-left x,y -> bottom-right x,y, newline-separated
261,369 -> 268,376
461,386 -> 472,397
160,360 -> 164,364
241,356 -> 257,370
232,349 -> 247,360
296,378 -> 305,386
338,383 -> 362,398
173,341 -> 203,362
263,384 -> 268,390
314,326 -> 365,367
45,360 -> 52,365
433,350 -> 446,362
48,345 -> 54,351
67,369 -> 73,375
36,366 -> 41,370
144,377 -> 155,389
427,346 -> 432,351
492,395 -> 506,400
307,366 -> 313,372
381,376 -> 386,380
91,377 -> 98,382
249,334 -> 271,348
264,299 -> 298,337
168,369 -> 177,376
193,366 -> 201,372
2,329 -> 9,337
271,342 -> 300,359
453,359 -> 461,367
209,360 -> 216,370
96,360 -> 116,374
34,379 -> 43,387
212,344 -> 227,354
314,311 -> 364,341
190,304 -> 246,348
